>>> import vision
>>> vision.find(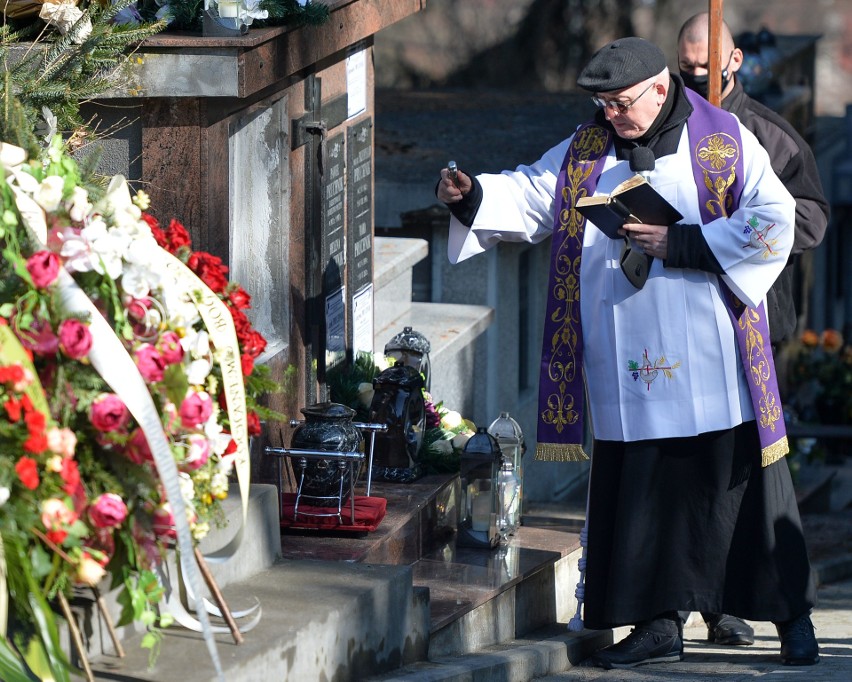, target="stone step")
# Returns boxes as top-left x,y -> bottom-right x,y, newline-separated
363,624 -> 612,682
375,301 -> 494,412
374,236 -> 429,334
83,559 -> 430,681
65,484 -> 280,662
